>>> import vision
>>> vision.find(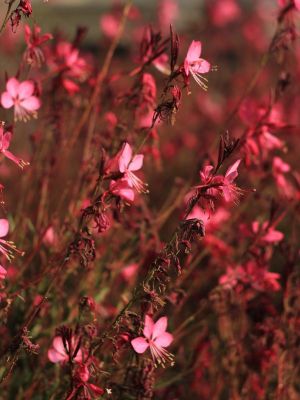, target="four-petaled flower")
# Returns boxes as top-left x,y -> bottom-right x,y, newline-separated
184,41 -> 211,90
131,315 -> 174,367
1,77 -> 41,122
